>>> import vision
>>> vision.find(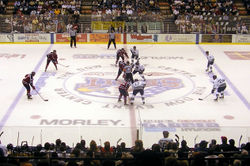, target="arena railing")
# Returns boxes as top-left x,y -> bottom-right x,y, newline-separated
1,154 -> 250,166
